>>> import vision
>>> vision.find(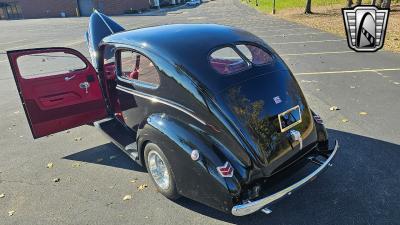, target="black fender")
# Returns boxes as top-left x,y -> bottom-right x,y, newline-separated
136,113 -> 246,213
311,110 -> 329,150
